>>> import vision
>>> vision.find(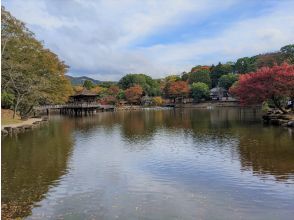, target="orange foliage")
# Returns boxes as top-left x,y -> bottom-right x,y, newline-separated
191,65 -> 210,73
107,85 -> 120,96
99,95 -> 117,105
125,84 -> 143,104
167,81 -> 190,98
